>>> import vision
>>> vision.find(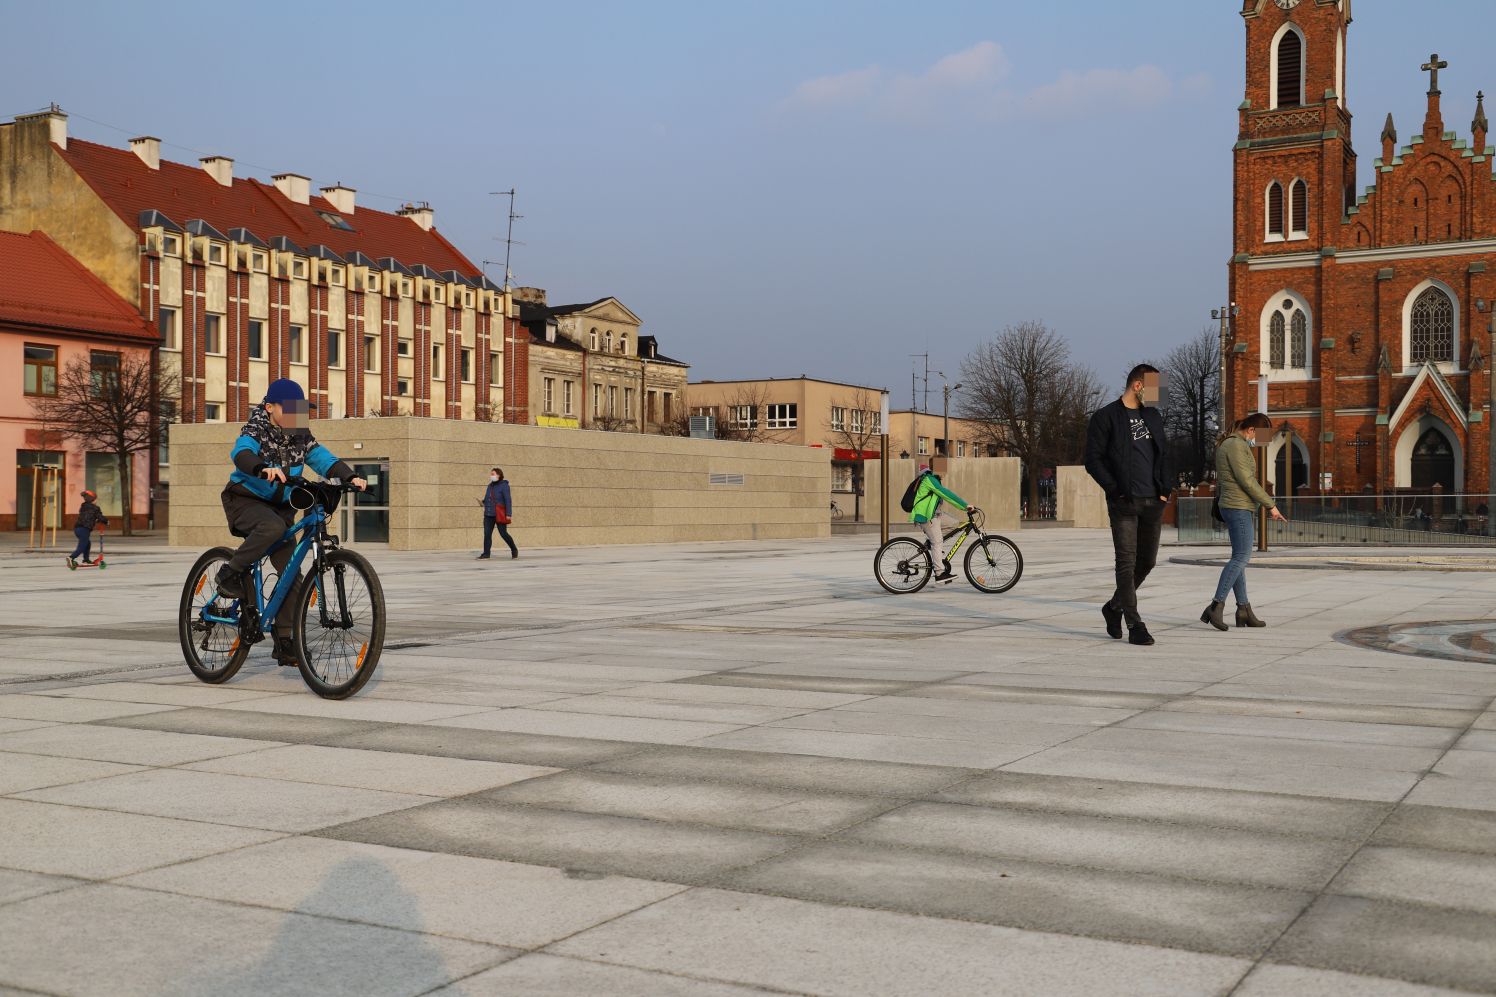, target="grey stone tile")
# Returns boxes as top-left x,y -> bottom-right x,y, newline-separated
1004,746 -> 1421,802
675,672 -> 926,695
0,724 -> 281,767
1268,894 -> 1496,994
1120,711 -> 1459,748
1455,730 -> 1496,752
1157,696 -> 1479,729
836,694 -> 1139,726
327,723 -> 645,767
319,798 -> 802,882
1234,964 -> 1476,996
0,884 -> 513,997
898,683 -> 1167,711
17,769 -> 432,833
119,836 -> 685,949
550,887 -> 1252,996
847,801 -> 1355,890
1330,845 -> 1496,915
184,744 -> 558,797
0,868 -> 84,906
0,799 -> 280,878
1372,804 -> 1496,855
528,694 -> 813,725
0,751 -> 142,795
609,681 -> 875,708
97,706 -> 387,744
955,670 -> 1208,696
590,744 -> 973,797
692,726 -> 1041,768
430,708 -> 749,744
1404,773 -> 1496,813
722,838 -> 1309,958
1432,749 -> 1496,780
1070,727 -> 1444,773
431,954 -> 775,996
215,695 -> 490,724
0,718 -> 61,735
483,770 -> 899,835
0,694 -> 178,723
46,680 -> 276,707
767,709 -> 1094,747
931,770 -> 1390,838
